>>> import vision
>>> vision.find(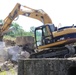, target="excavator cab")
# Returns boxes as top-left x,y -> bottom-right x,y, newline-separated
34,23 -> 76,50
35,24 -> 57,47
